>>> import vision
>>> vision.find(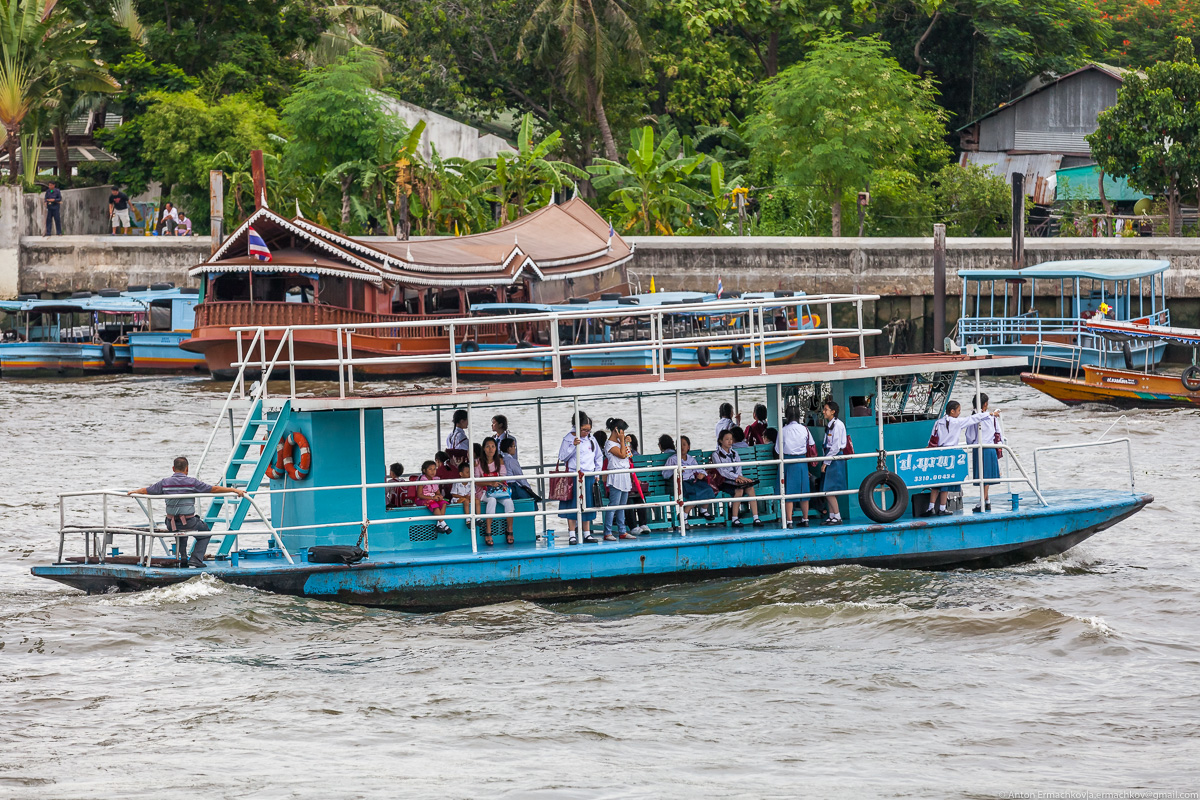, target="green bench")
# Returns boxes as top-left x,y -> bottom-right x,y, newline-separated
626,446 -> 783,530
